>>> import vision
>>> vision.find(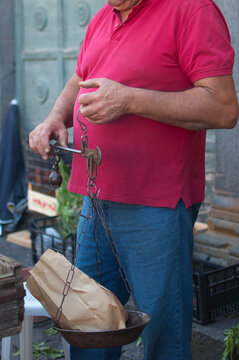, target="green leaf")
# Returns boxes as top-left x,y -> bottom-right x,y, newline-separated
222,348 -> 229,360
222,325 -> 239,360
228,336 -> 235,360
55,160 -> 83,238
33,341 -> 49,351
13,349 -> 21,356
136,336 -> 142,347
31,341 -> 64,359
42,327 -> 58,337
224,329 -> 231,335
